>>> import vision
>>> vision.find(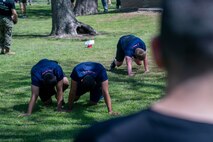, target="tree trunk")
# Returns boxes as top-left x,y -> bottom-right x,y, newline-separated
50,0 -> 97,37
74,0 -> 98,16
